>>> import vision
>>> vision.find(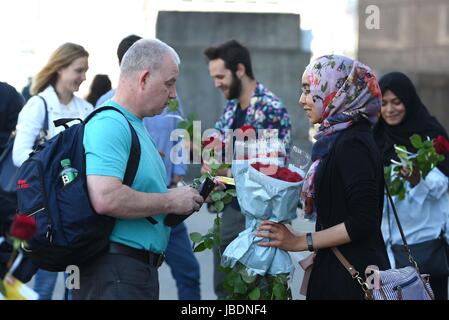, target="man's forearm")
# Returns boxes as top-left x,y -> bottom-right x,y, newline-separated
90,183 -> 171,219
